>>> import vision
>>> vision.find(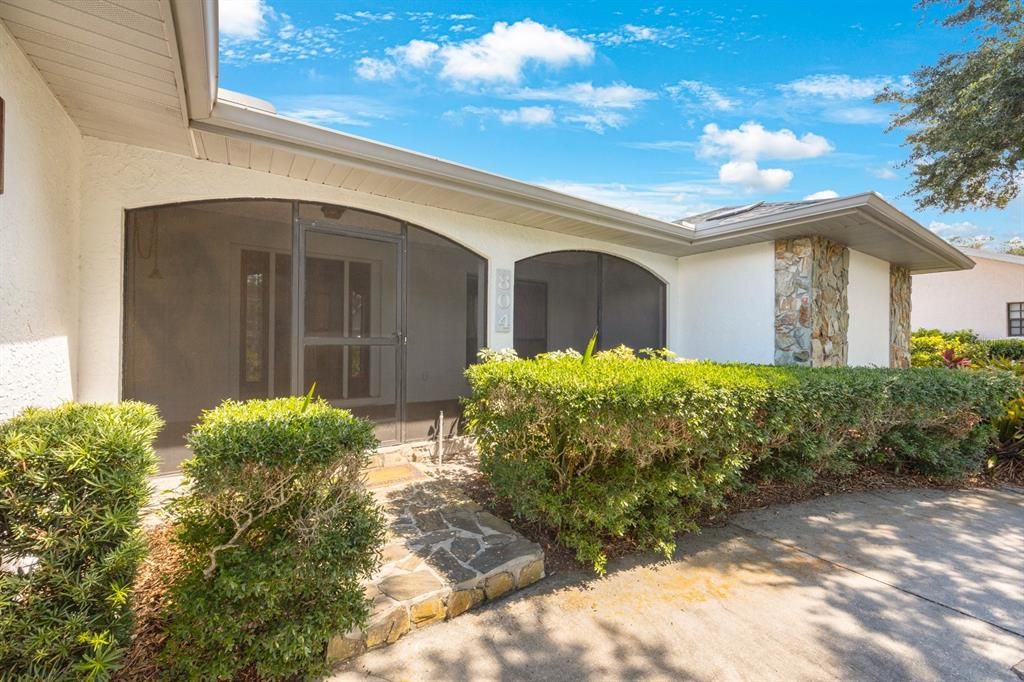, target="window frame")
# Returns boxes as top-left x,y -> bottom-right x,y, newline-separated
1008,302 -> 1024,337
